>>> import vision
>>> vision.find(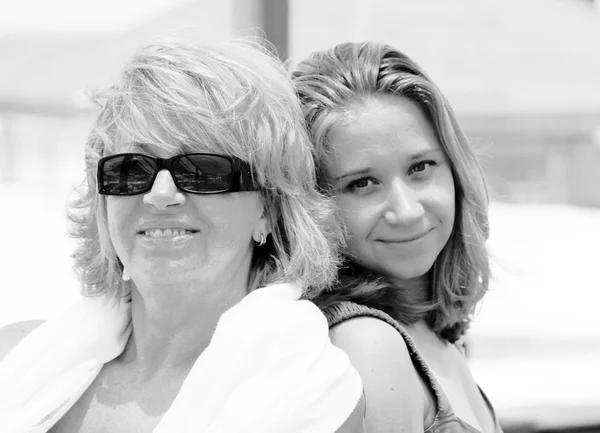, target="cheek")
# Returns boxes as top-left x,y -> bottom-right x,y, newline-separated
336,196 -> 376,242
212,217 -> 251,244
429,168 -> 456,235
440,172 -> 456,226
106,197 -> 136,258
205,196 -> 262,242
106,199 -> 120,240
